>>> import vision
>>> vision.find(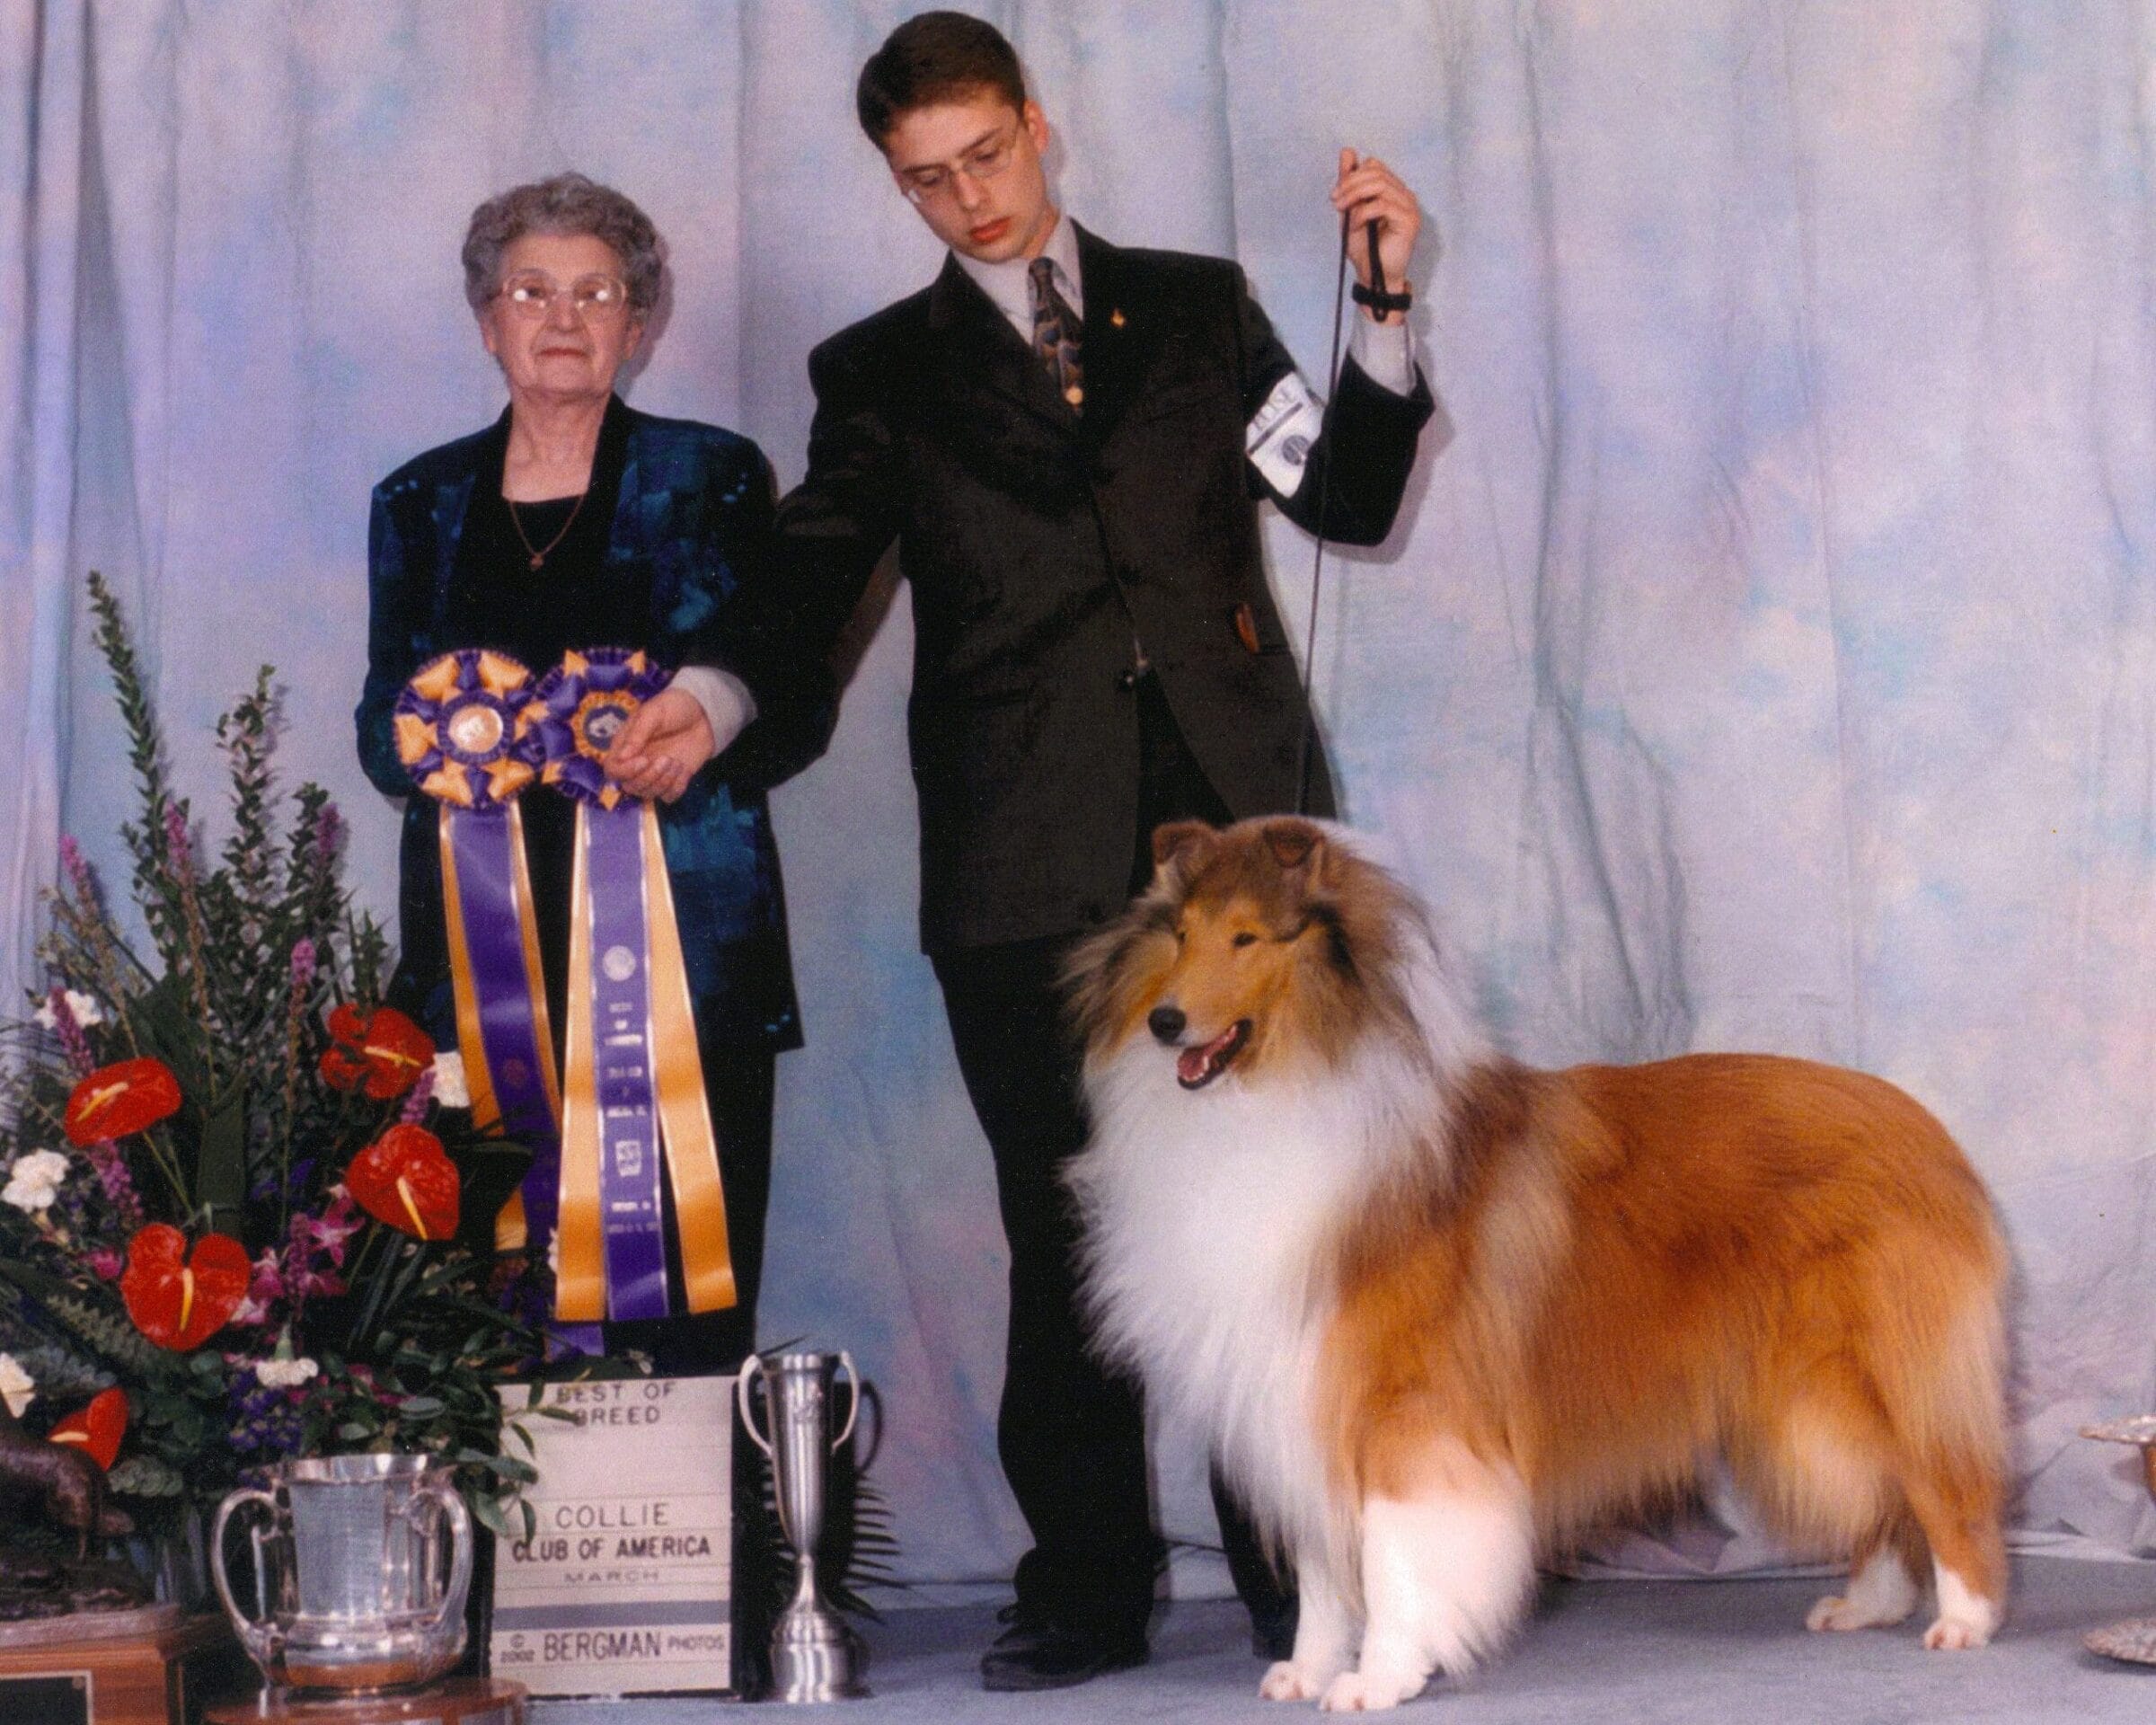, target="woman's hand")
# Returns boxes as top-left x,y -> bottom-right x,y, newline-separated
604,687 -> 717,803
